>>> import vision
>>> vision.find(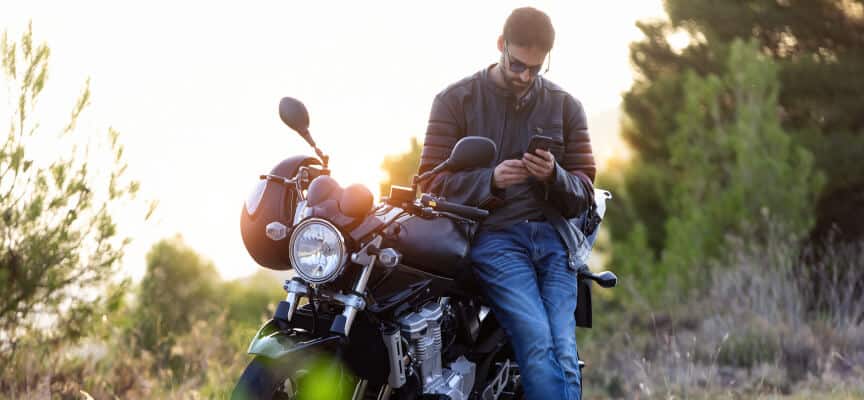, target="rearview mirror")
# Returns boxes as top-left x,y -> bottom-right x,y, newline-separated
278,97 -> 310,136
278,97 -> 329,166
447,136 -> 497,172
415,136 -> 497,185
